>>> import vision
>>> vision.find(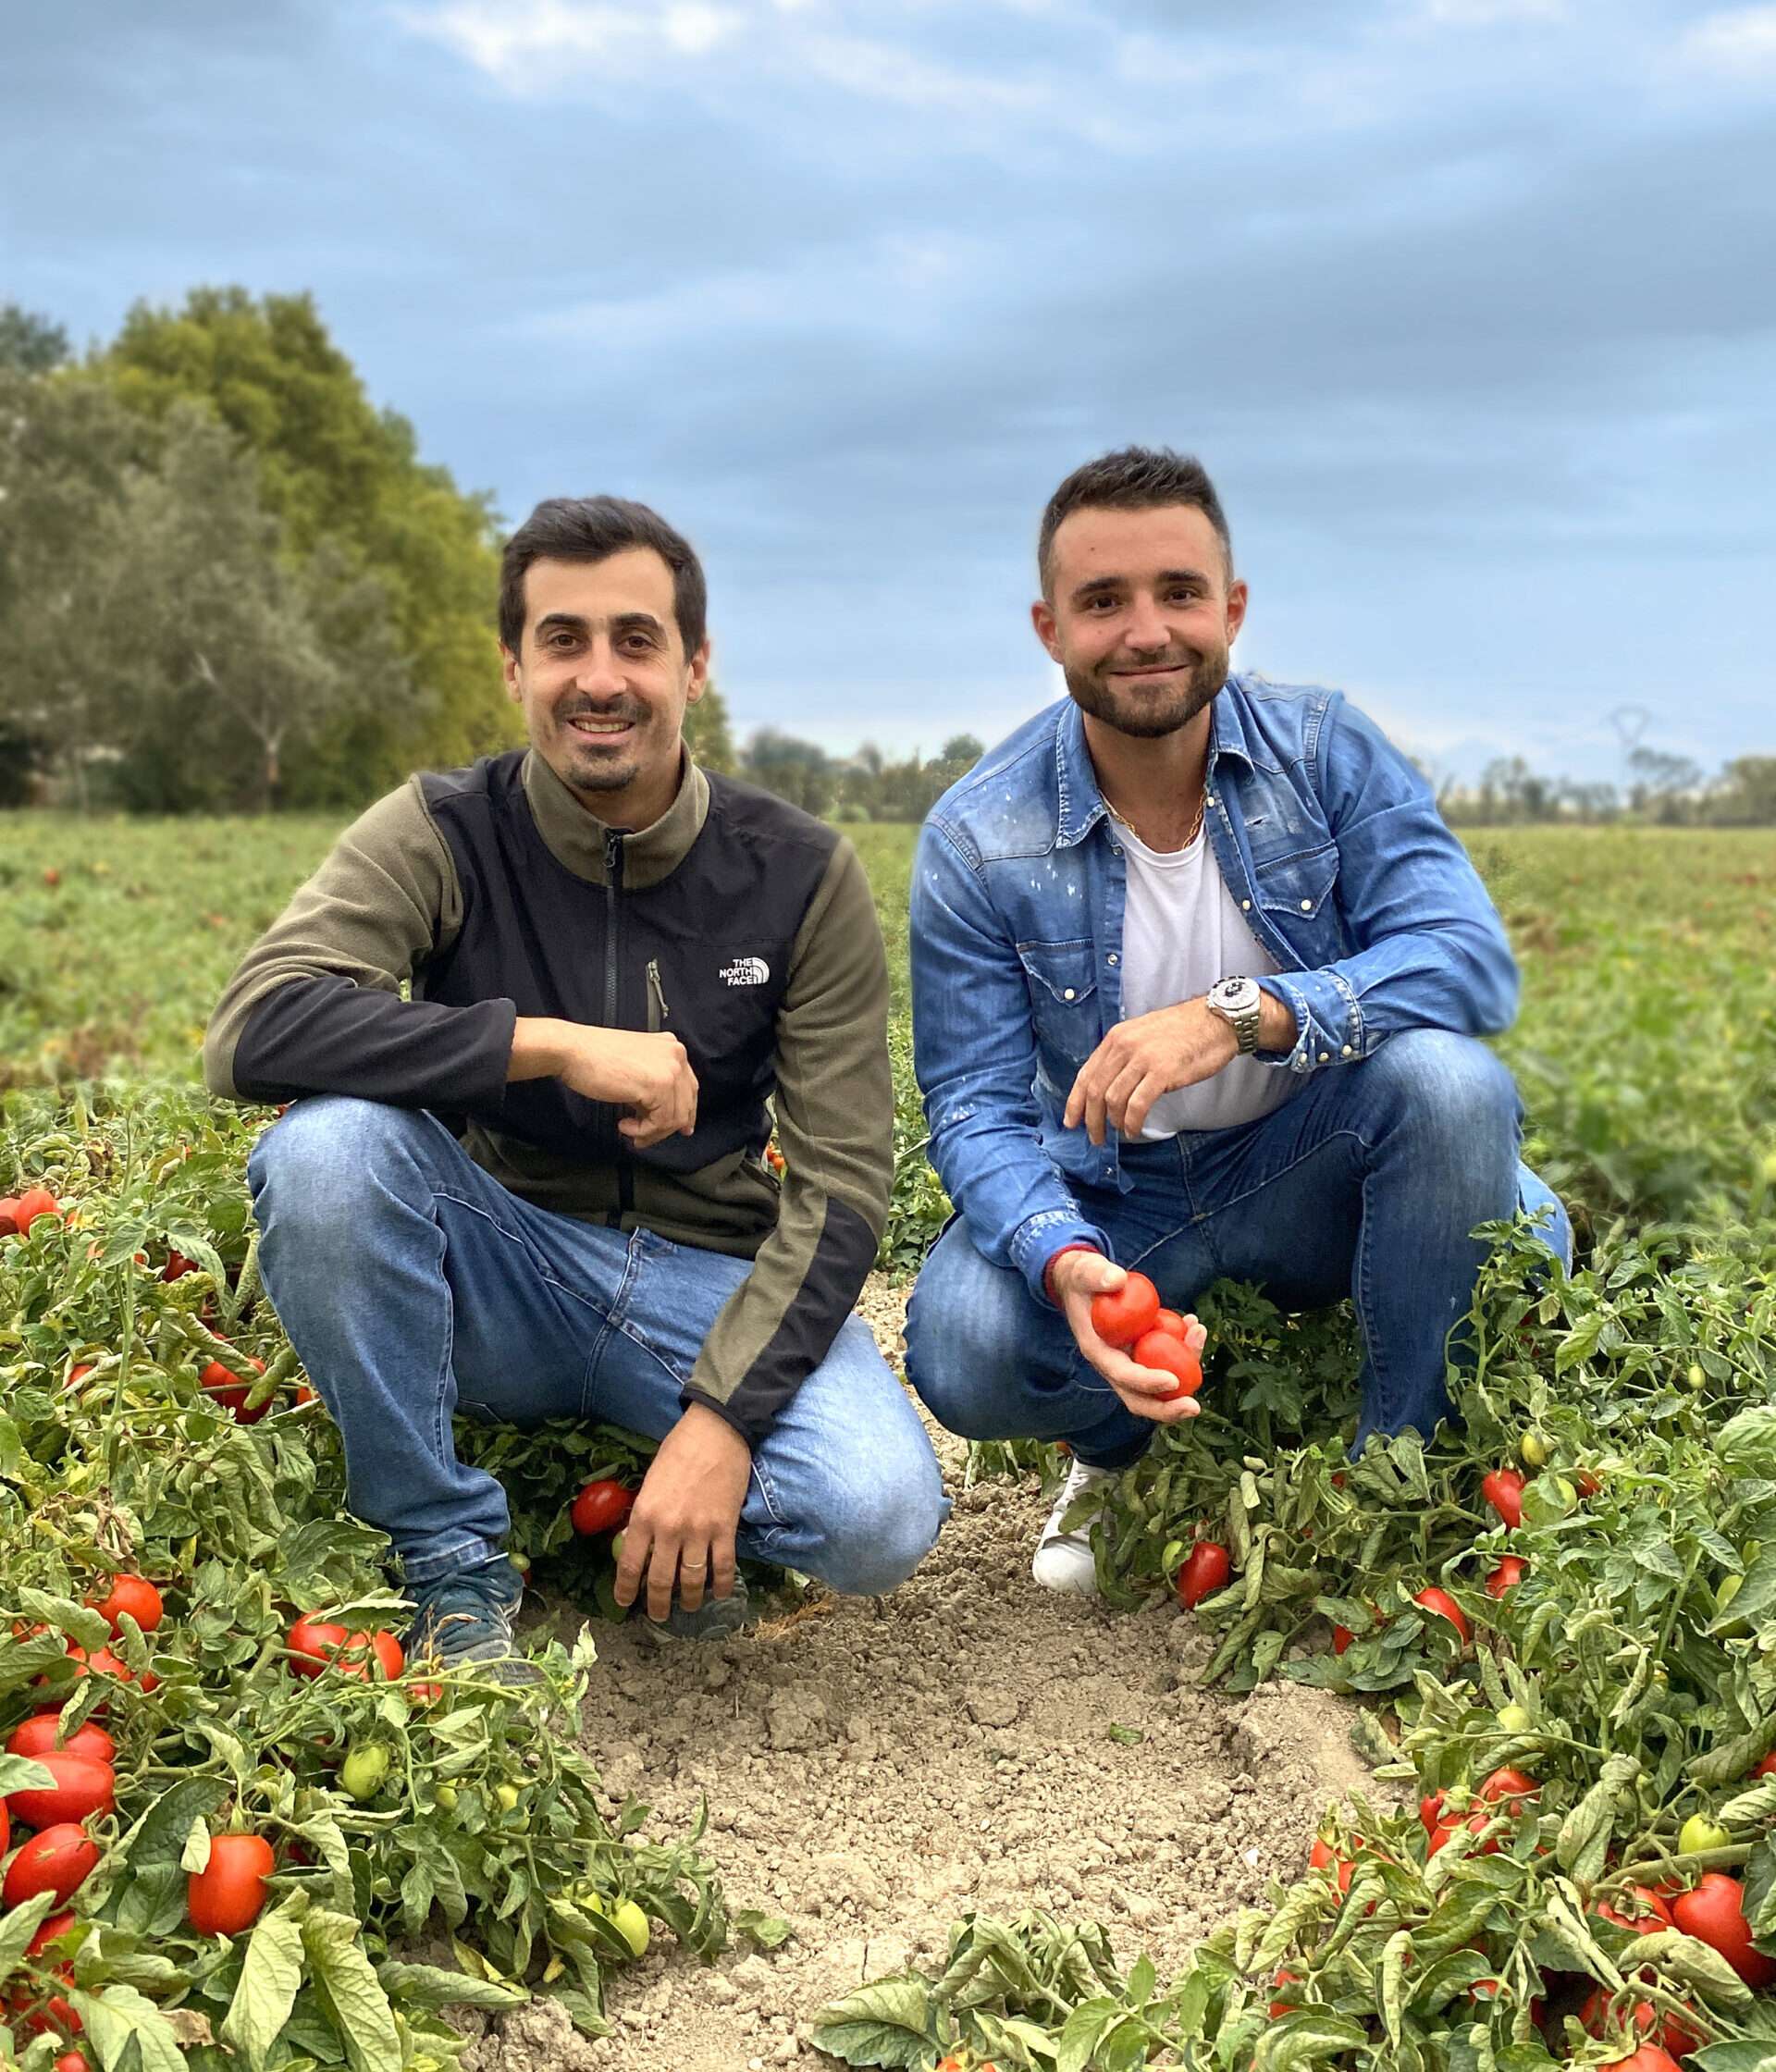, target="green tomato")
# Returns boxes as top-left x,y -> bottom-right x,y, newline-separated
433,1783 -> 458,1811
1520,1431 -> 1548,1468
576,1887 -> 606,1917
1680,1813 -> 1732,1856
495,1782 -> 521,1812
1496,1704 -> 1534,1734
1689,1363 -> 1707,1391
610,1899 -> 650,1956
341,1745 -> 391,1801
